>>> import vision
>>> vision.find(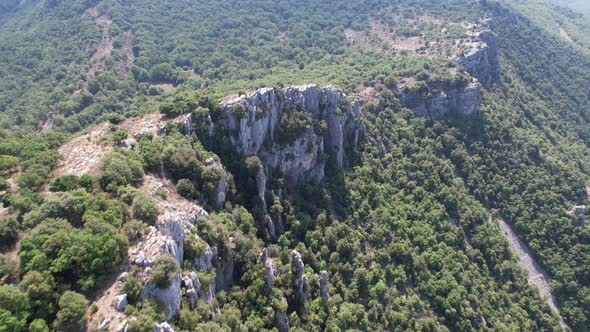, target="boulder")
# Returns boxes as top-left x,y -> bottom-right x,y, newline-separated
118,272 -> 128,282
115,294 -> 128,312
